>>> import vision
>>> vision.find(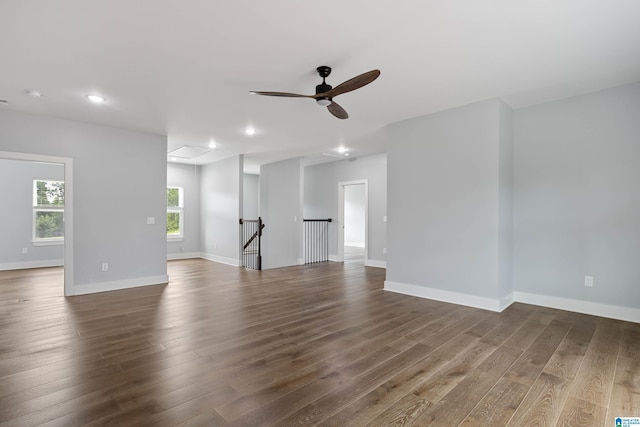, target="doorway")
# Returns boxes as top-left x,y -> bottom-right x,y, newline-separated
338,179 -> 368,265
0,151 -> 73,296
